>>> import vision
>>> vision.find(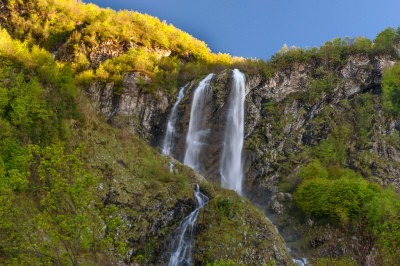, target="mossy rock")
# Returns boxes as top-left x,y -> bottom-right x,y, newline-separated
194,189 -> 291,265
